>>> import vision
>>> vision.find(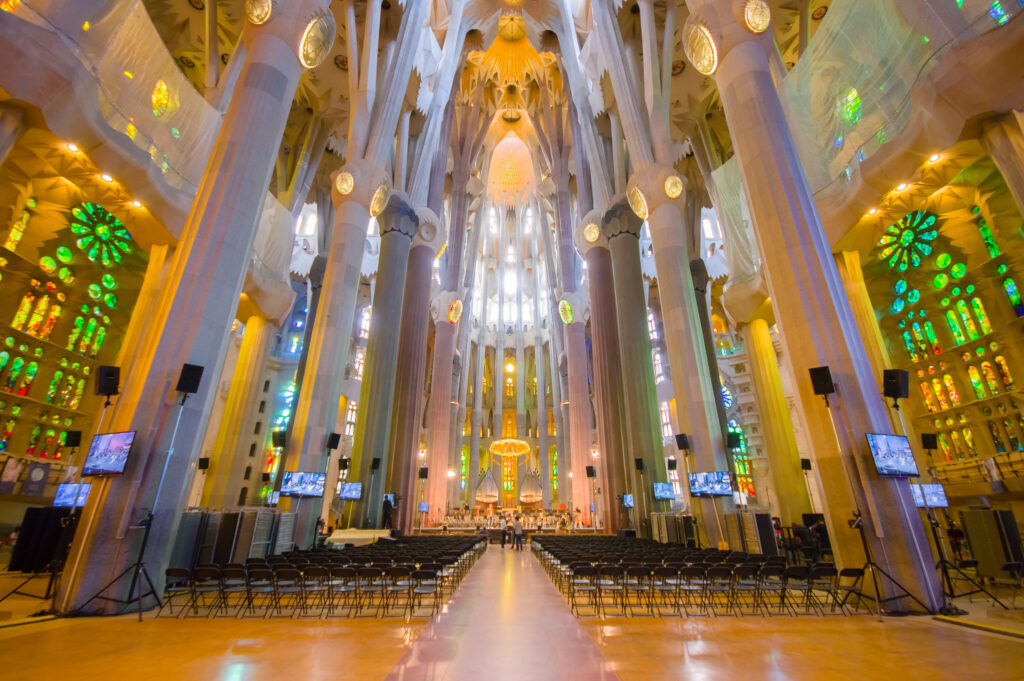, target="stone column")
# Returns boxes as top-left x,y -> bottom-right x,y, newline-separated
527,227 -> 548,507
628,167 -> 732,486
286,159 -> 392,544
563,310 -> 593,524
576,215 -> 629,531
467,257 -> 490,510
836,251 -> 893,385
685,0 -> 941,608
58,1 -> 333,611
423,293 -> 459,522
738,316 -> 811,524
201,314 -> 274,509
347,195 -> 418,529
388,209 -> 443,533
981,115 -> 1024,215
602,202 -> 670,539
